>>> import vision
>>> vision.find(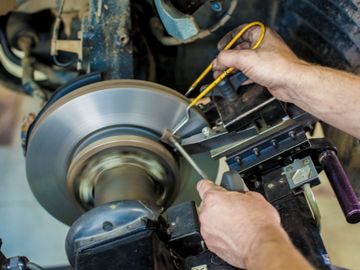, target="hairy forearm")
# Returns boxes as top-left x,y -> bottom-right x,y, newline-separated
246,226 -> 314,270
289,63 -> 360,138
